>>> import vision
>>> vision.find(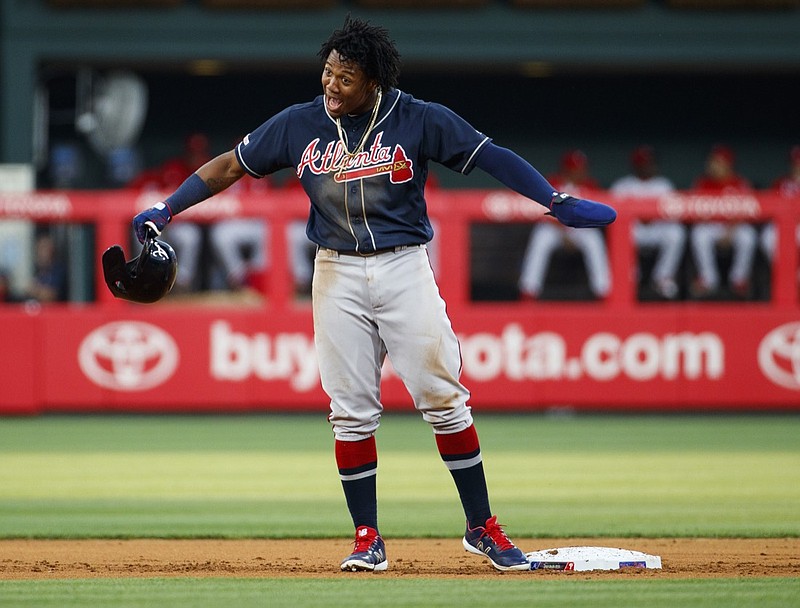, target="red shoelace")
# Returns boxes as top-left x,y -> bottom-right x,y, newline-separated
480,516 -> 515,551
